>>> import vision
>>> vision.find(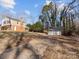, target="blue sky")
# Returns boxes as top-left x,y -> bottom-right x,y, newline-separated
0,0 -> 72,24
